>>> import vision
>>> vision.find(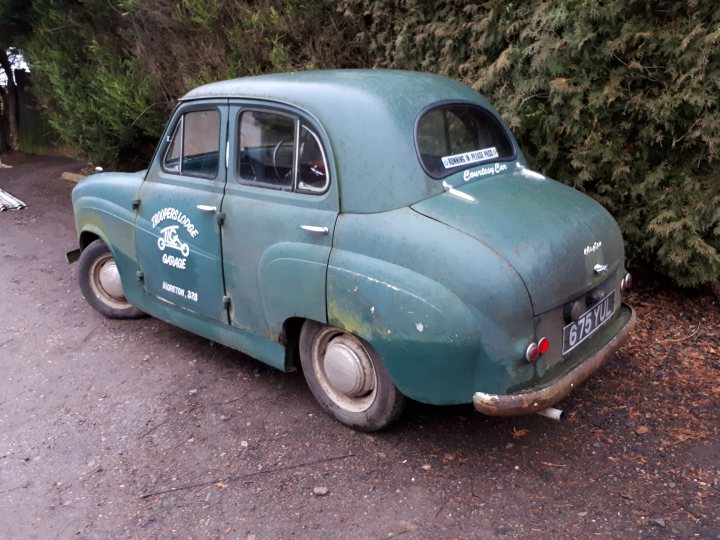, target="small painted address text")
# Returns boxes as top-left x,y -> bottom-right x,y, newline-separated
162,281 -> 198,302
